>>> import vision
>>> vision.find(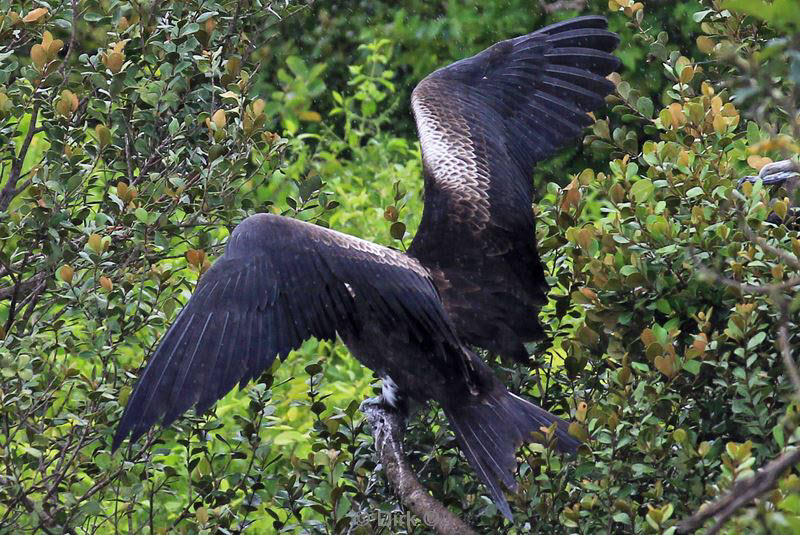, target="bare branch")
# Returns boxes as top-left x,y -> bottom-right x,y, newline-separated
360,402 -> 479,535
696,266 -> 800,296
0,272 -> 50,301
678,447 -> 800,534
0,100 -> 40,212
57,0 -> 79,80
742,225 -> 800,271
